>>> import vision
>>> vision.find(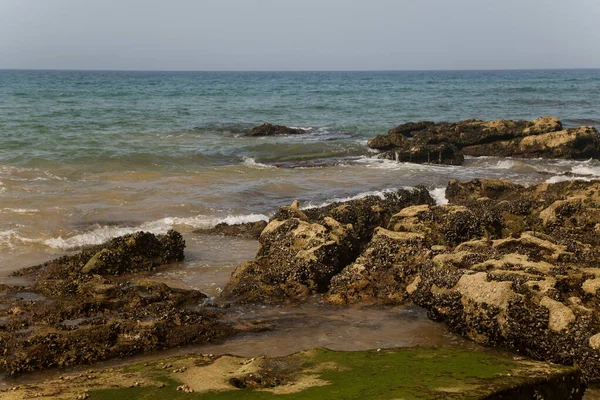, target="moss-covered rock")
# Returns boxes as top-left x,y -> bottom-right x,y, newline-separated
0,347 -> 584,399
0,231 -> 234,377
